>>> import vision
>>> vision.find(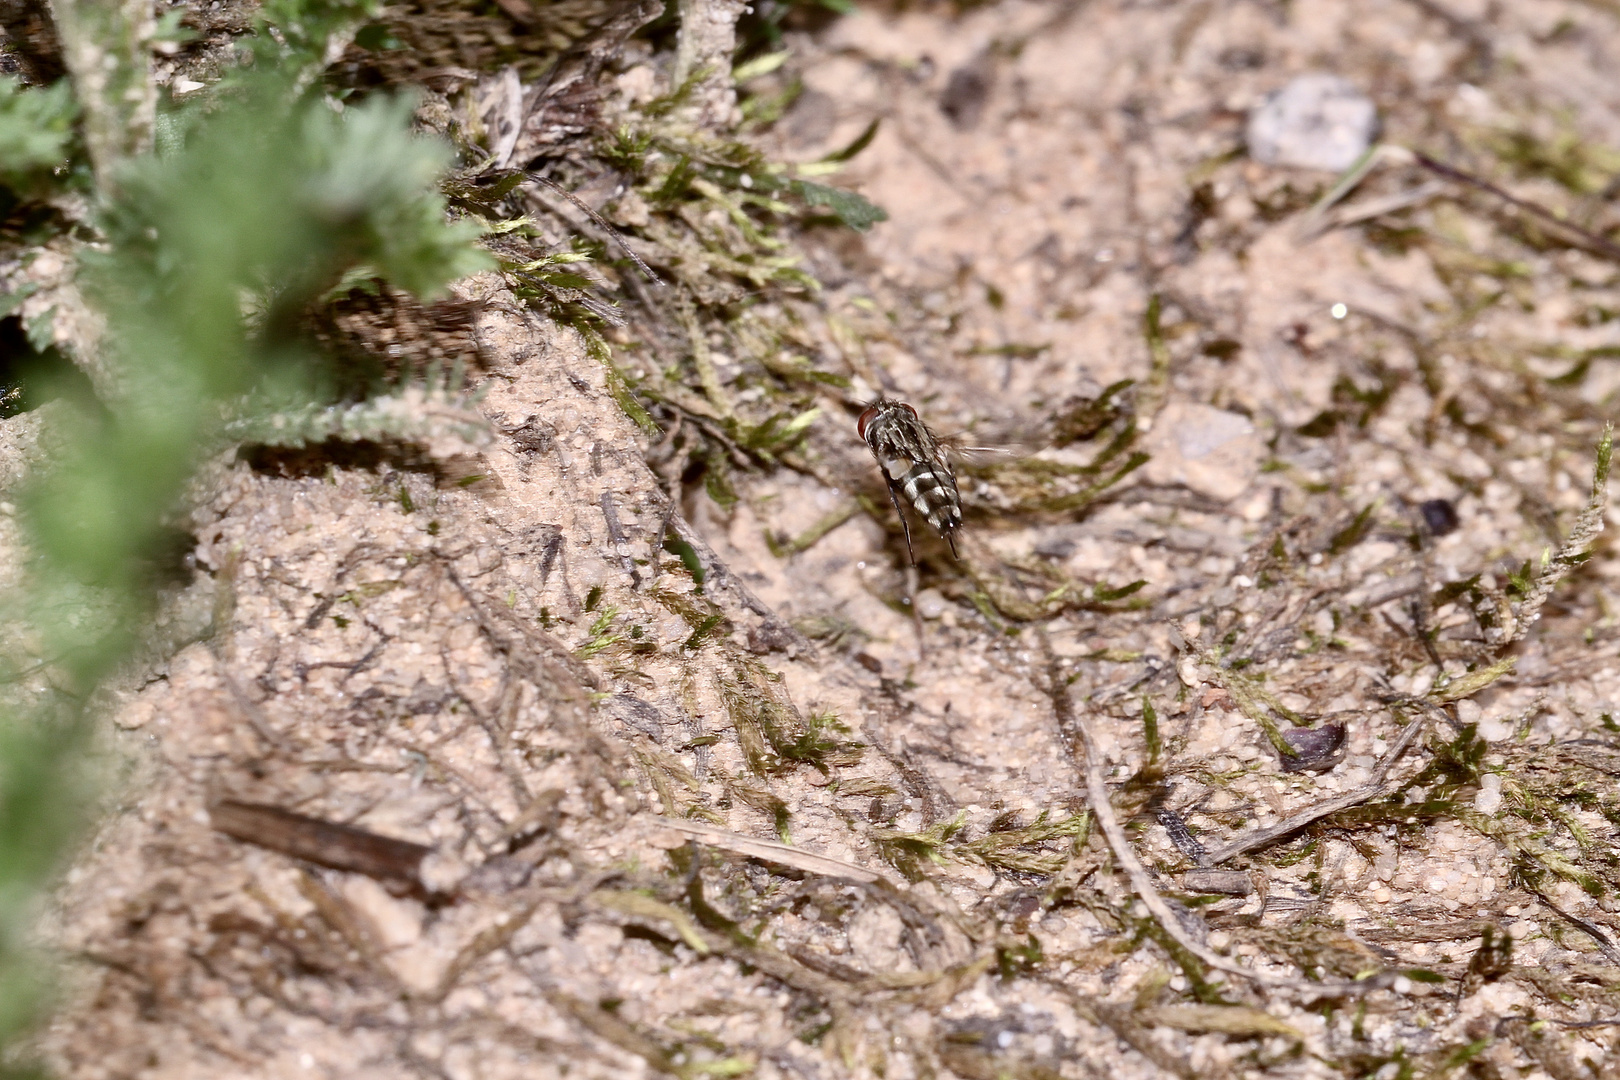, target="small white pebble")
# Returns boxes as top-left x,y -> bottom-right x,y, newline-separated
1393,976 -> 1413,994
1372,887 -> 1392,903
1176,658 -> 1202,687
914,589 -> 948,620
1474,774 -> 1503,815
997,1031 -> 1014,1049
